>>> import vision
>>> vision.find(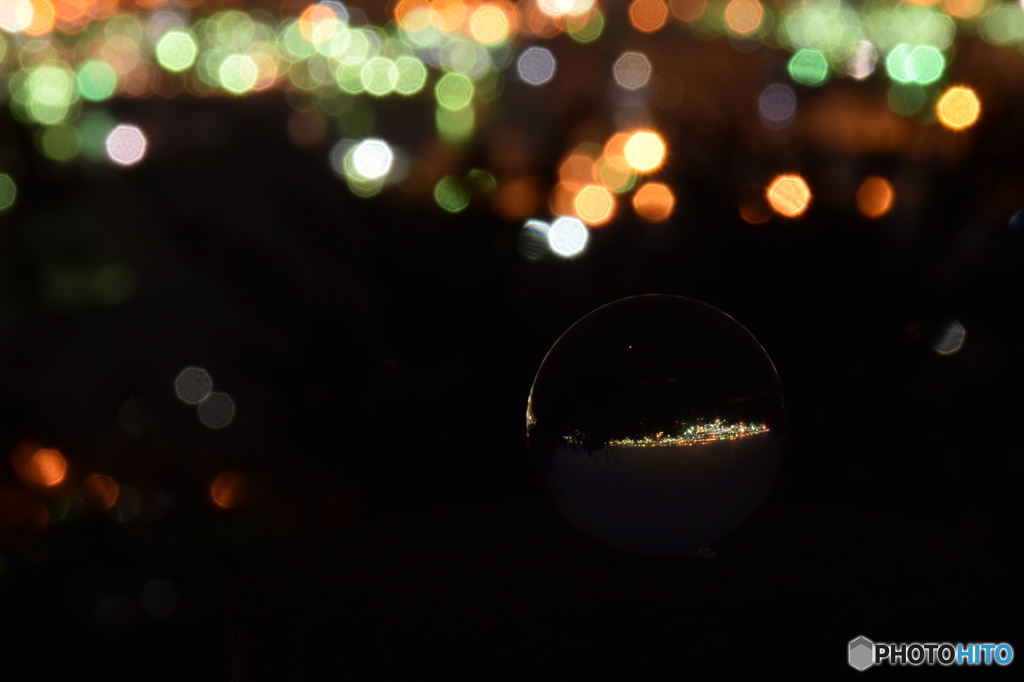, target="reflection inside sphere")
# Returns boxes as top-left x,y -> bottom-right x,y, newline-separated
527,295 -> 785,555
